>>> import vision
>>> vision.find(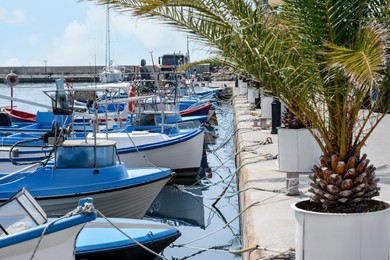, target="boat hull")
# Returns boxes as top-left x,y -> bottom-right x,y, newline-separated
0,224 -> 84,260
0,164 -> 172,219
115,129 -> 205,176
34,176 -> 170,218
75,218 -> 181,260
